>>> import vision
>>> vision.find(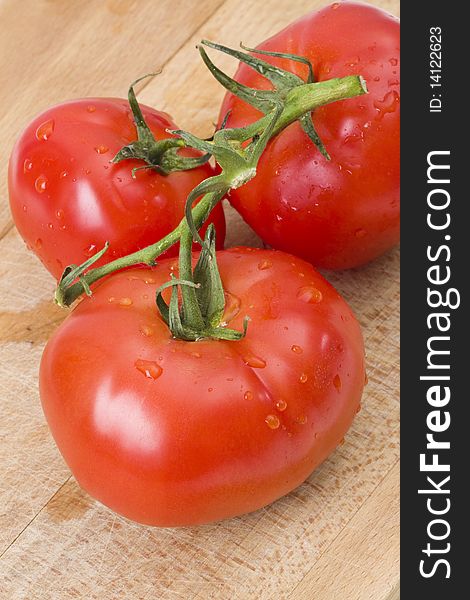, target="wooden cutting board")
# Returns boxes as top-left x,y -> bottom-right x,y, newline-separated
0,1 -> 399,598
